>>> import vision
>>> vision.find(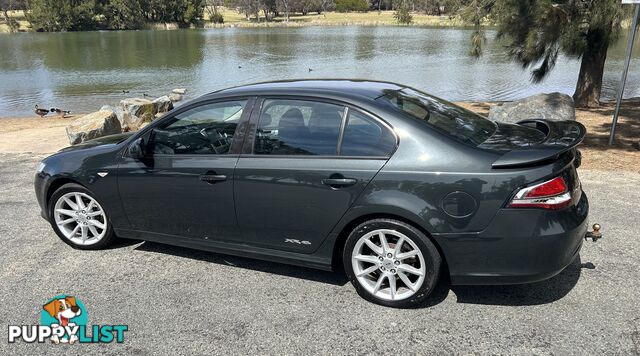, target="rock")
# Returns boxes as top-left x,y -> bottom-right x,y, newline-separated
100,105 -> 114,111
488,93 -> 575,124
172,88 -> 187,94
112,107 -> 131,128
152,95 -> 174,113
120,98 -> 155,118
66,110 -> 121,145
126,112 -> 155,131
168,93 -> 183,102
